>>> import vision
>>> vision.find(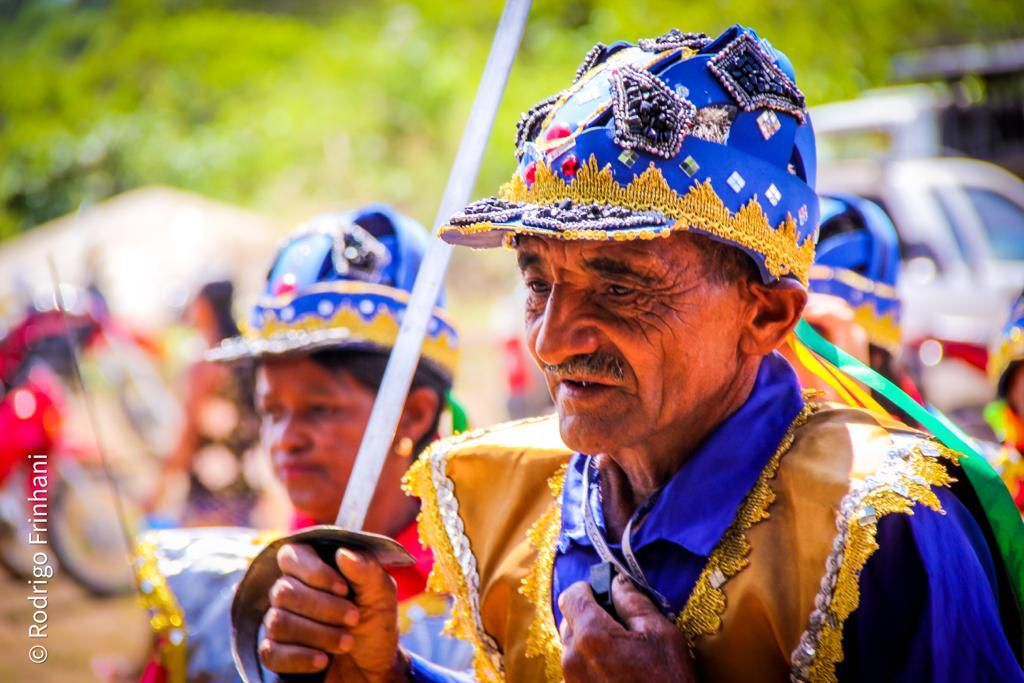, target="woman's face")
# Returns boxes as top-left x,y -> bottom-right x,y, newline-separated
255,356 -> 378,524
255,354 -> 441,532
